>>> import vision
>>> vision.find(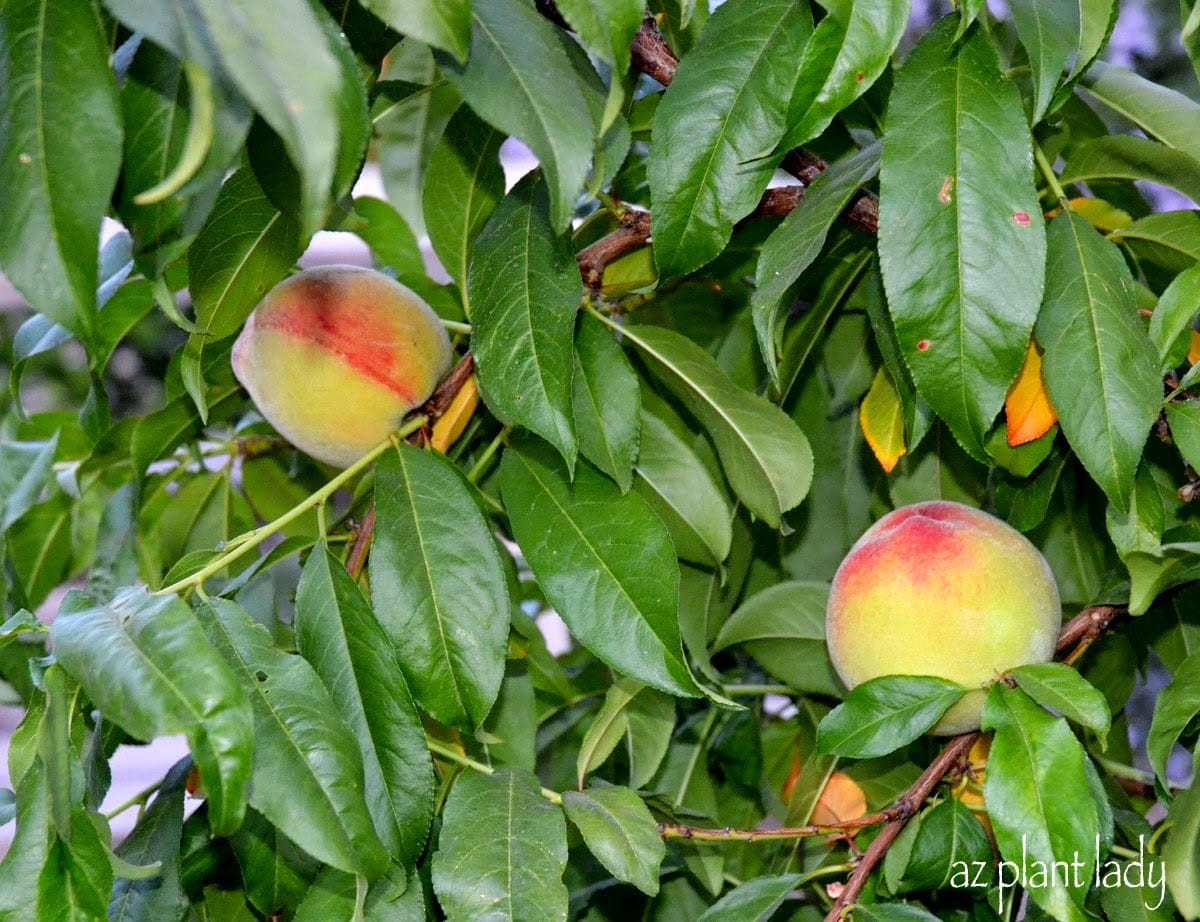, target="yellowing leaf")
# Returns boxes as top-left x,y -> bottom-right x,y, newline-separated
1005,340 -> 1058,447
954,734 -> 994,841
859,367 -> 906,473
812,772 -> 867,826
1068,196 -> 1133,231
430,375 -> 480,453
1189,330 -> 1200,366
